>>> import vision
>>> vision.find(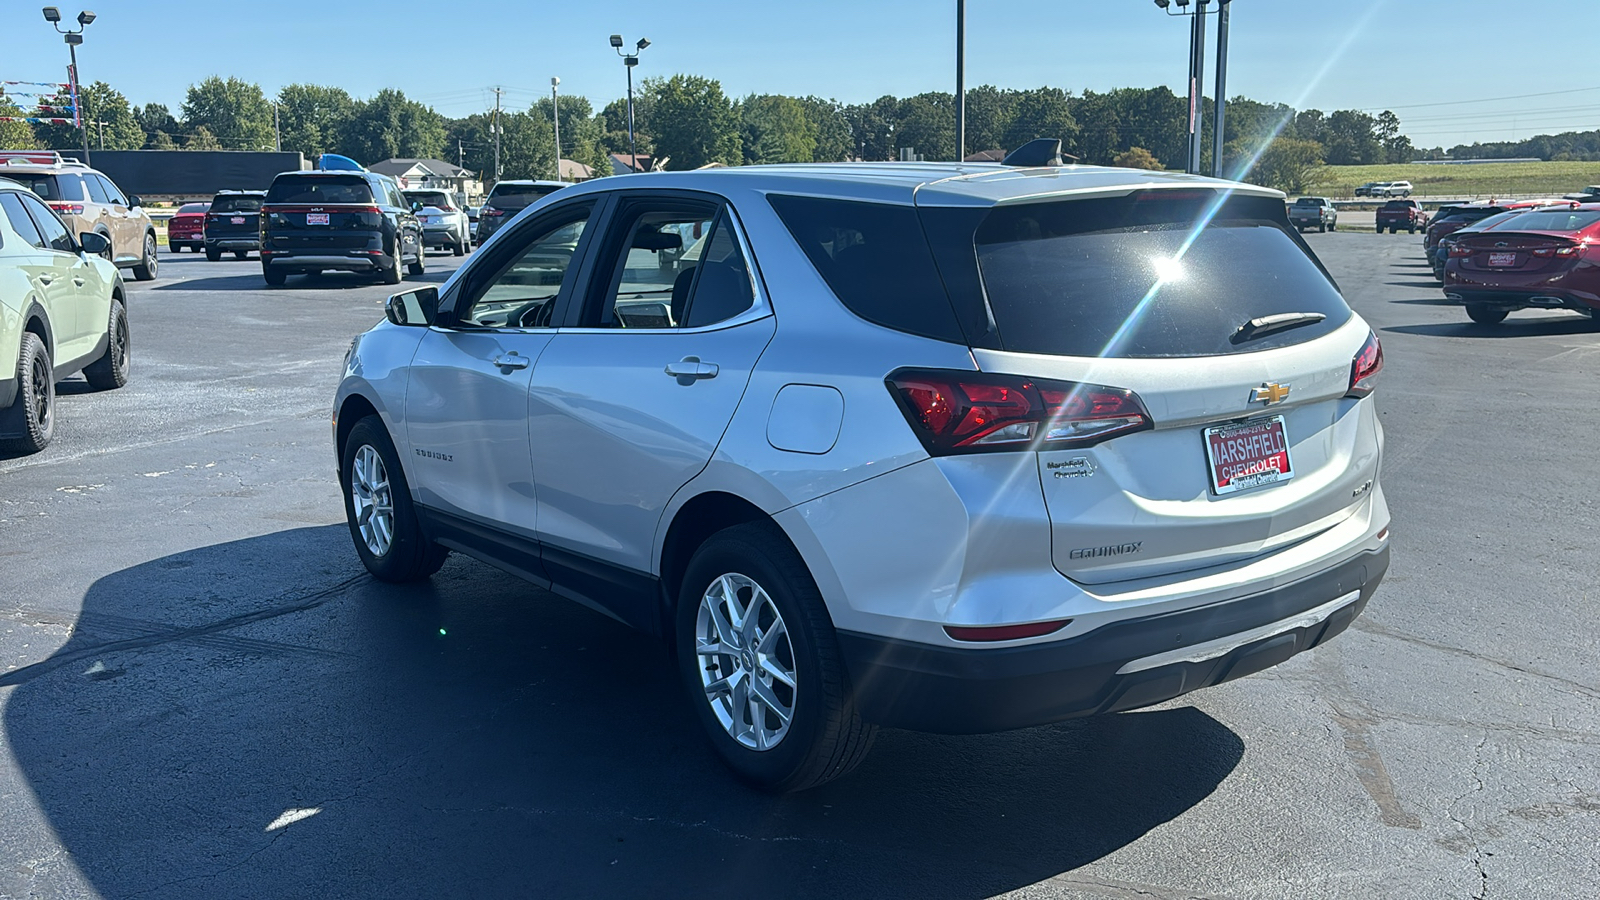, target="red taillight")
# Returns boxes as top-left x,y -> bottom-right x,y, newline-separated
1348,332 -> 1383,398
886,369 -> 1152,455
944,619 -> 1072,642
49,203 -> 84,215
480,206 -> 505,217
1448,244 -> 1474,258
